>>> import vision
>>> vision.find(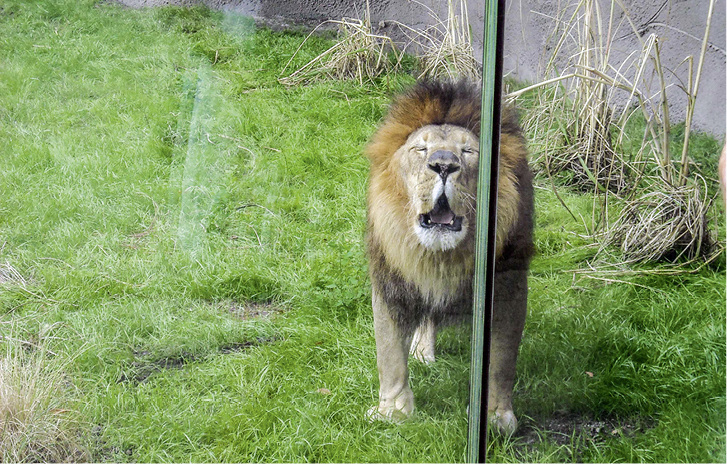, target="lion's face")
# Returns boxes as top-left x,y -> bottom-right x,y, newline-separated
395,124 -> 479,251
